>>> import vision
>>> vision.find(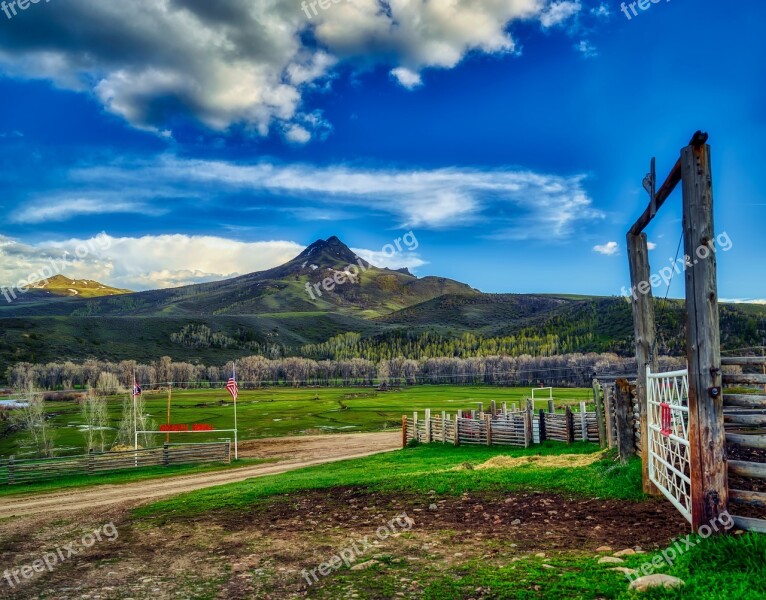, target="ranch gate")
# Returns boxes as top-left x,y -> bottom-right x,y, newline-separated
626,132 -> 766,532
